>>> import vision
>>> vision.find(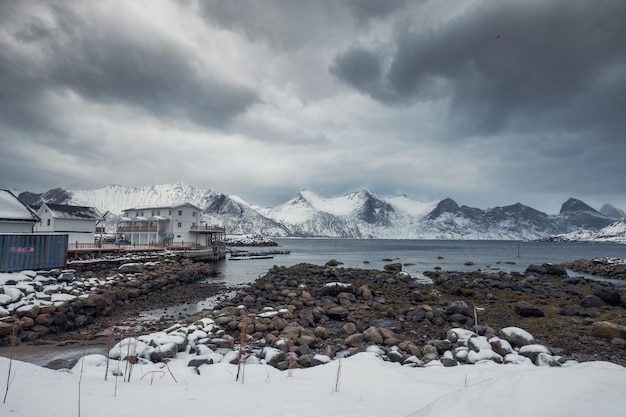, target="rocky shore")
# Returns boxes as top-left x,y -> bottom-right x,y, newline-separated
562,257 -> 626,280
2,256 -> 626,371
0,258 -> 227,345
